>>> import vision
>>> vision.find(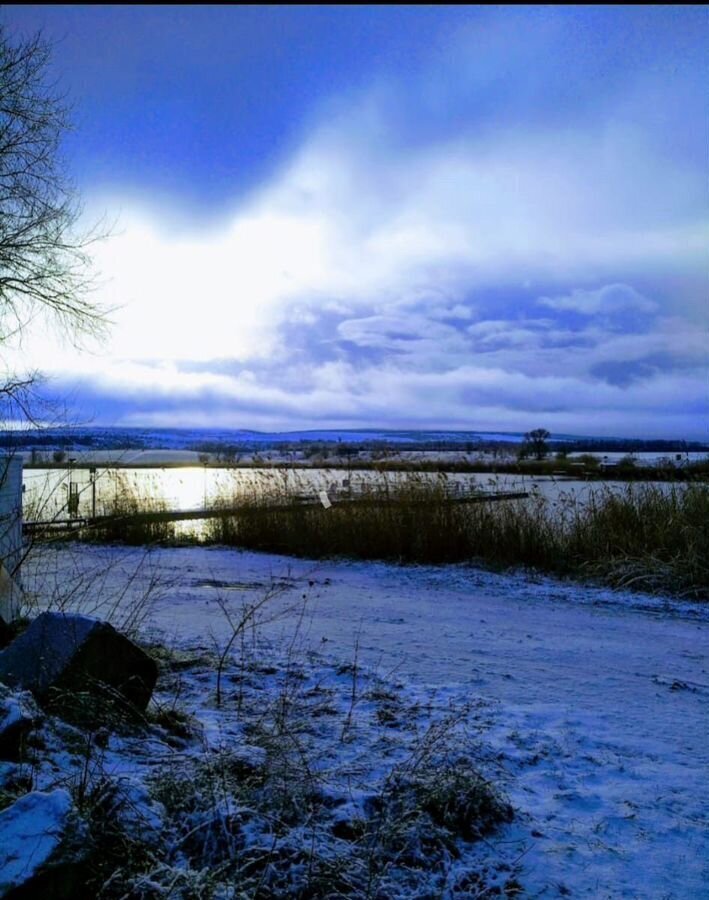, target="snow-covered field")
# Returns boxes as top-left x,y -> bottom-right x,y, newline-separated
23,545 -> 709,897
